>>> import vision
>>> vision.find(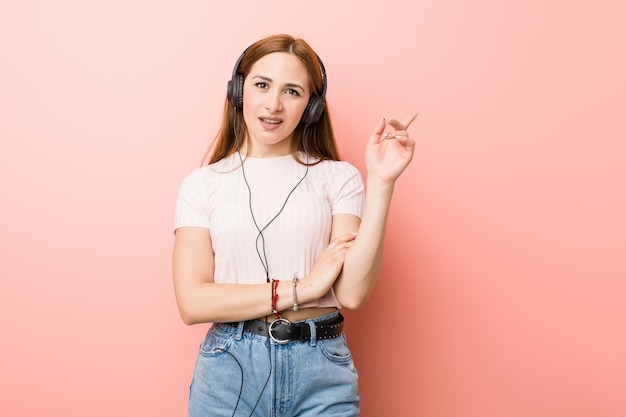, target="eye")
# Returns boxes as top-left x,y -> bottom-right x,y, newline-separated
285,88 -> 300,96
254,82 -> 268,89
